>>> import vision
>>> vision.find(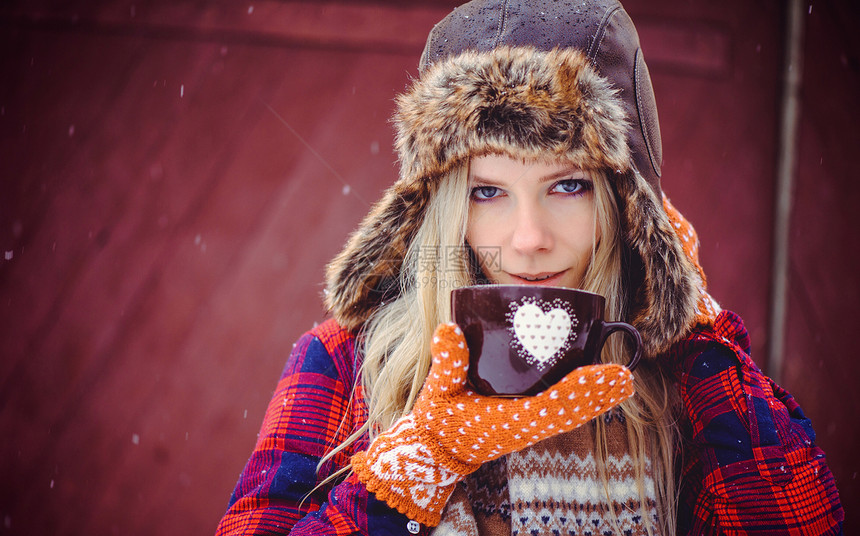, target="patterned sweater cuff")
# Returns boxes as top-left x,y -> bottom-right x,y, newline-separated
351,415 -> 465,526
